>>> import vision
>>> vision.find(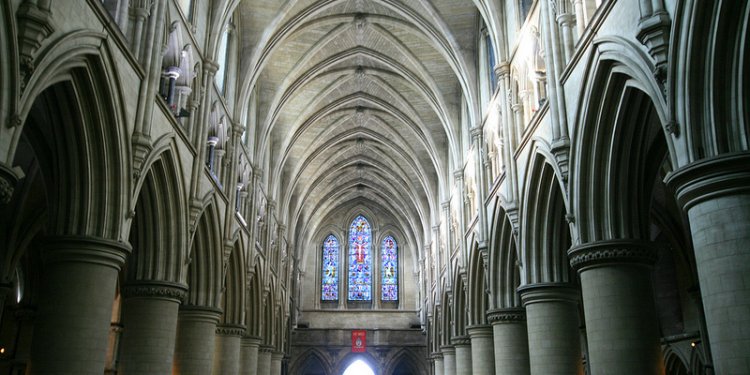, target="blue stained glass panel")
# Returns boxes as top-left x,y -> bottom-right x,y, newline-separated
348,215 -> 372,300
321,235 -> 339,300
381,236 -> 398,301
